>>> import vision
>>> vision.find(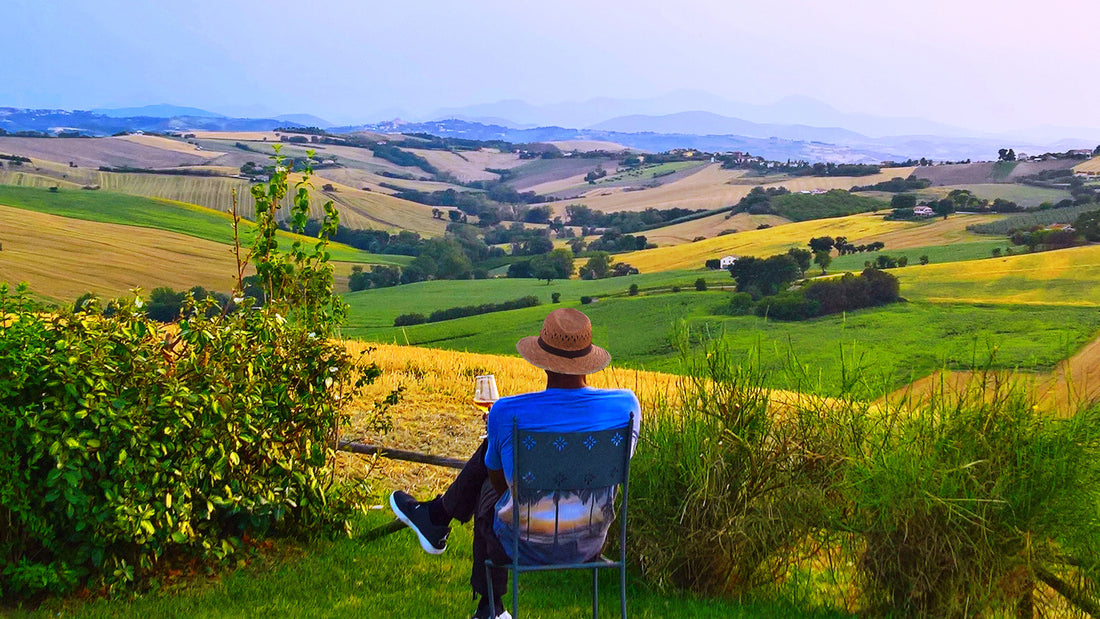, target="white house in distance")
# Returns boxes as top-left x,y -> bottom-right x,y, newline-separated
913,205 -> 934,218
719,255 -> 739,269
